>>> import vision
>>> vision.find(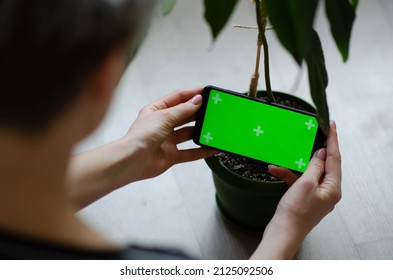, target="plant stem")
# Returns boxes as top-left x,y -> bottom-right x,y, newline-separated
248,34 -> 261,98
249,0 -> 275,102
260,28 -> 274,101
